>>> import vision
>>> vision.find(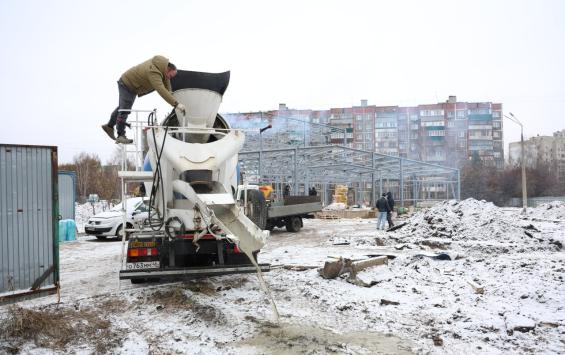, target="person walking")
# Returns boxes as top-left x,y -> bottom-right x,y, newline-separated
101,55 -> 186,144
376,193 -> 390,230
386,191 -> 395,228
